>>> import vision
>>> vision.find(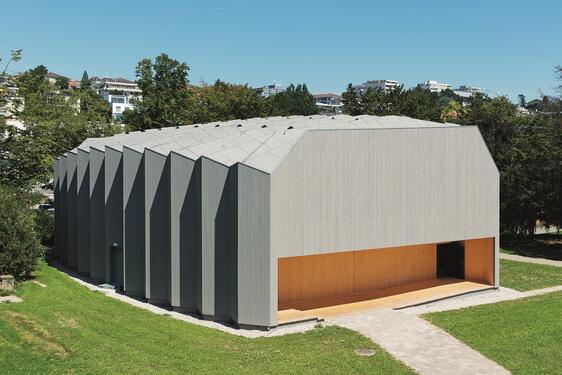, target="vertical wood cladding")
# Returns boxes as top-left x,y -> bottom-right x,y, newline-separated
278,244 -> 436,309
464,237 -> 495,285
